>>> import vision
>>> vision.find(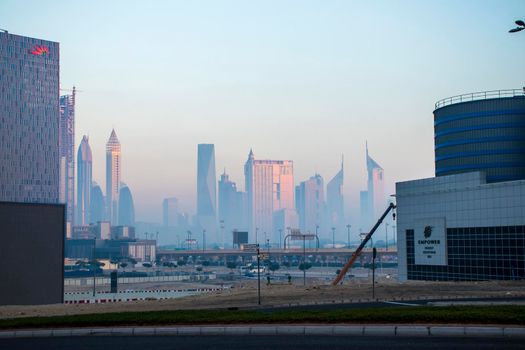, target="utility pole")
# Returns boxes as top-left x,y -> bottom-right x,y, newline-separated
385,223 -> 389,251
257,245 -> 261,305
372,247 -> 377,299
